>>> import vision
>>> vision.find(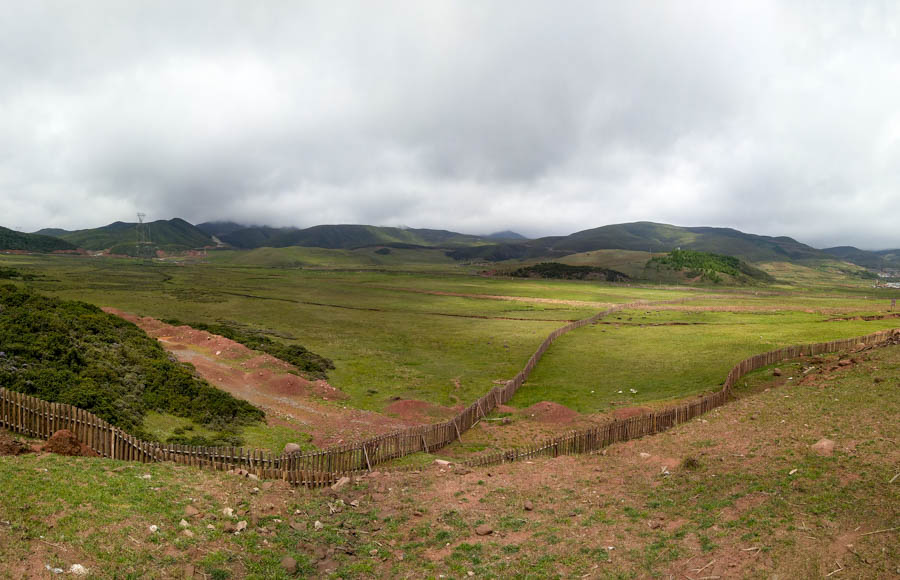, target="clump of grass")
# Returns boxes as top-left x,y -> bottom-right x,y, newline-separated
681,456 -> 702,470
